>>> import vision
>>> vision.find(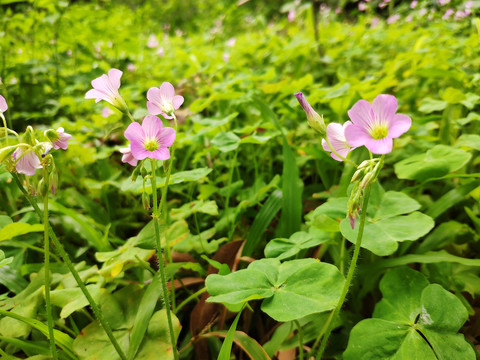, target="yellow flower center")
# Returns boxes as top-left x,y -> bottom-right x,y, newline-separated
144,138 -> 159,152
370,124 -> 389,140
